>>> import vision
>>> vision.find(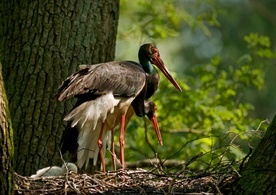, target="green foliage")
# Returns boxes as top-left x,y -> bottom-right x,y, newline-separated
118,0 -> 219,42
236,33 -> 276,90
117,1 -> 274,171
119,0 -> 182,40
244,32 -> 276,60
